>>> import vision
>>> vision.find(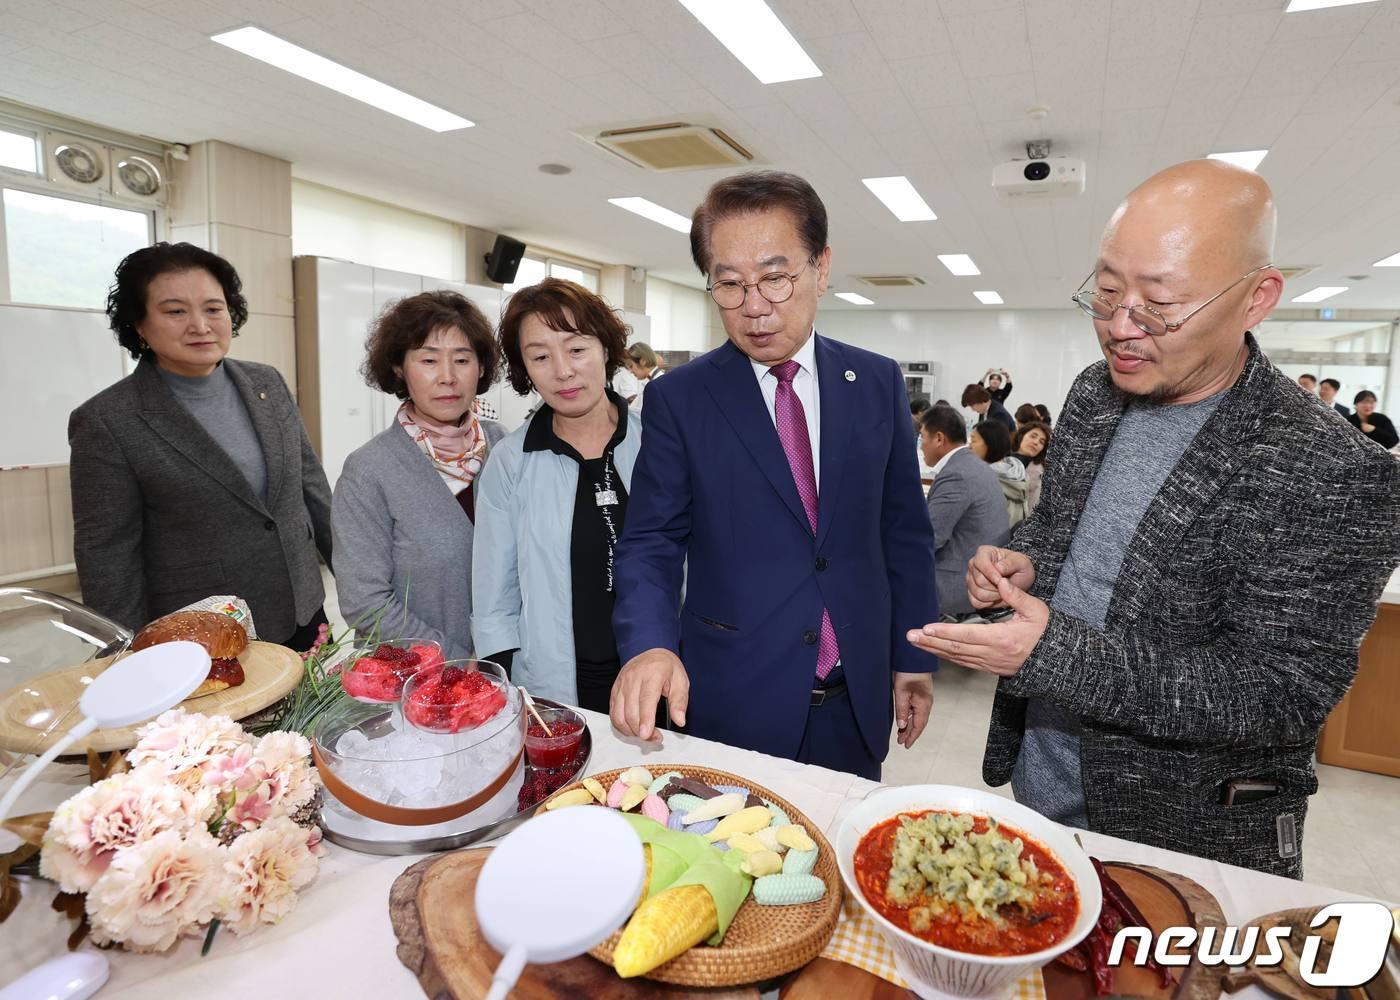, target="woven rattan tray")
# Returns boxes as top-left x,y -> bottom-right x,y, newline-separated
544,763 -> 844,988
